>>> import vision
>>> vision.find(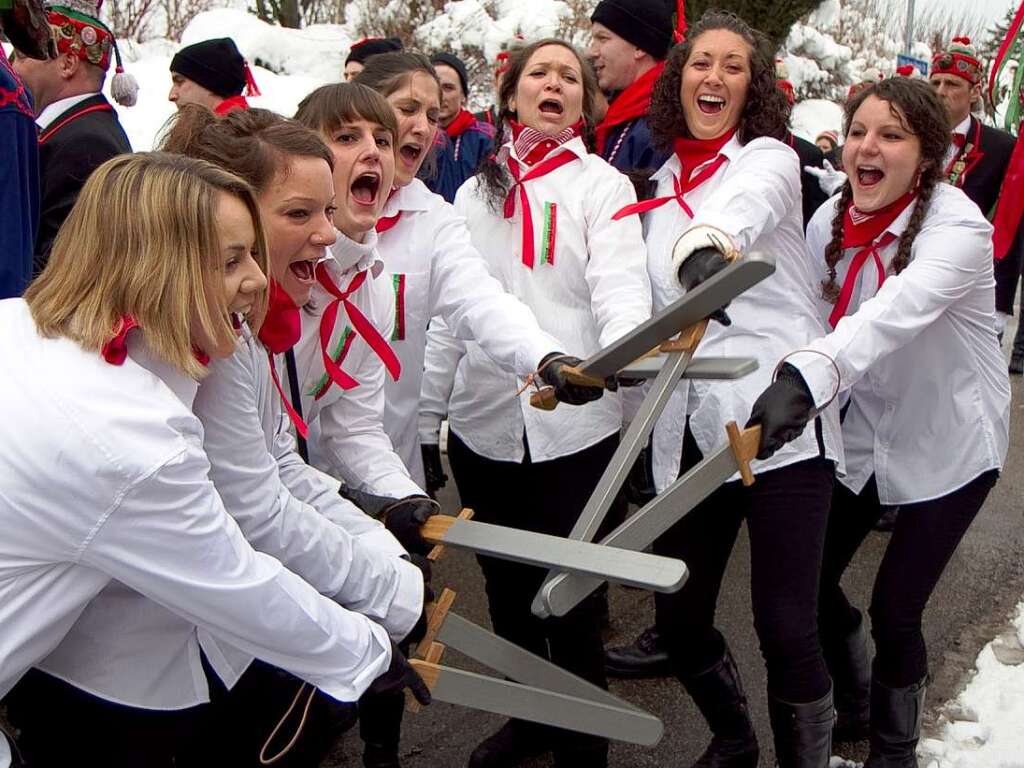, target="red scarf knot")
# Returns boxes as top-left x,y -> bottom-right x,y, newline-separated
314,262 -> 401,399
611,128 -> 735,221
101,315 -> 139,365
830,191 -> 916,328
594,61 -> 666,156
257,280 -> 309,438
509,119 -> 582,166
